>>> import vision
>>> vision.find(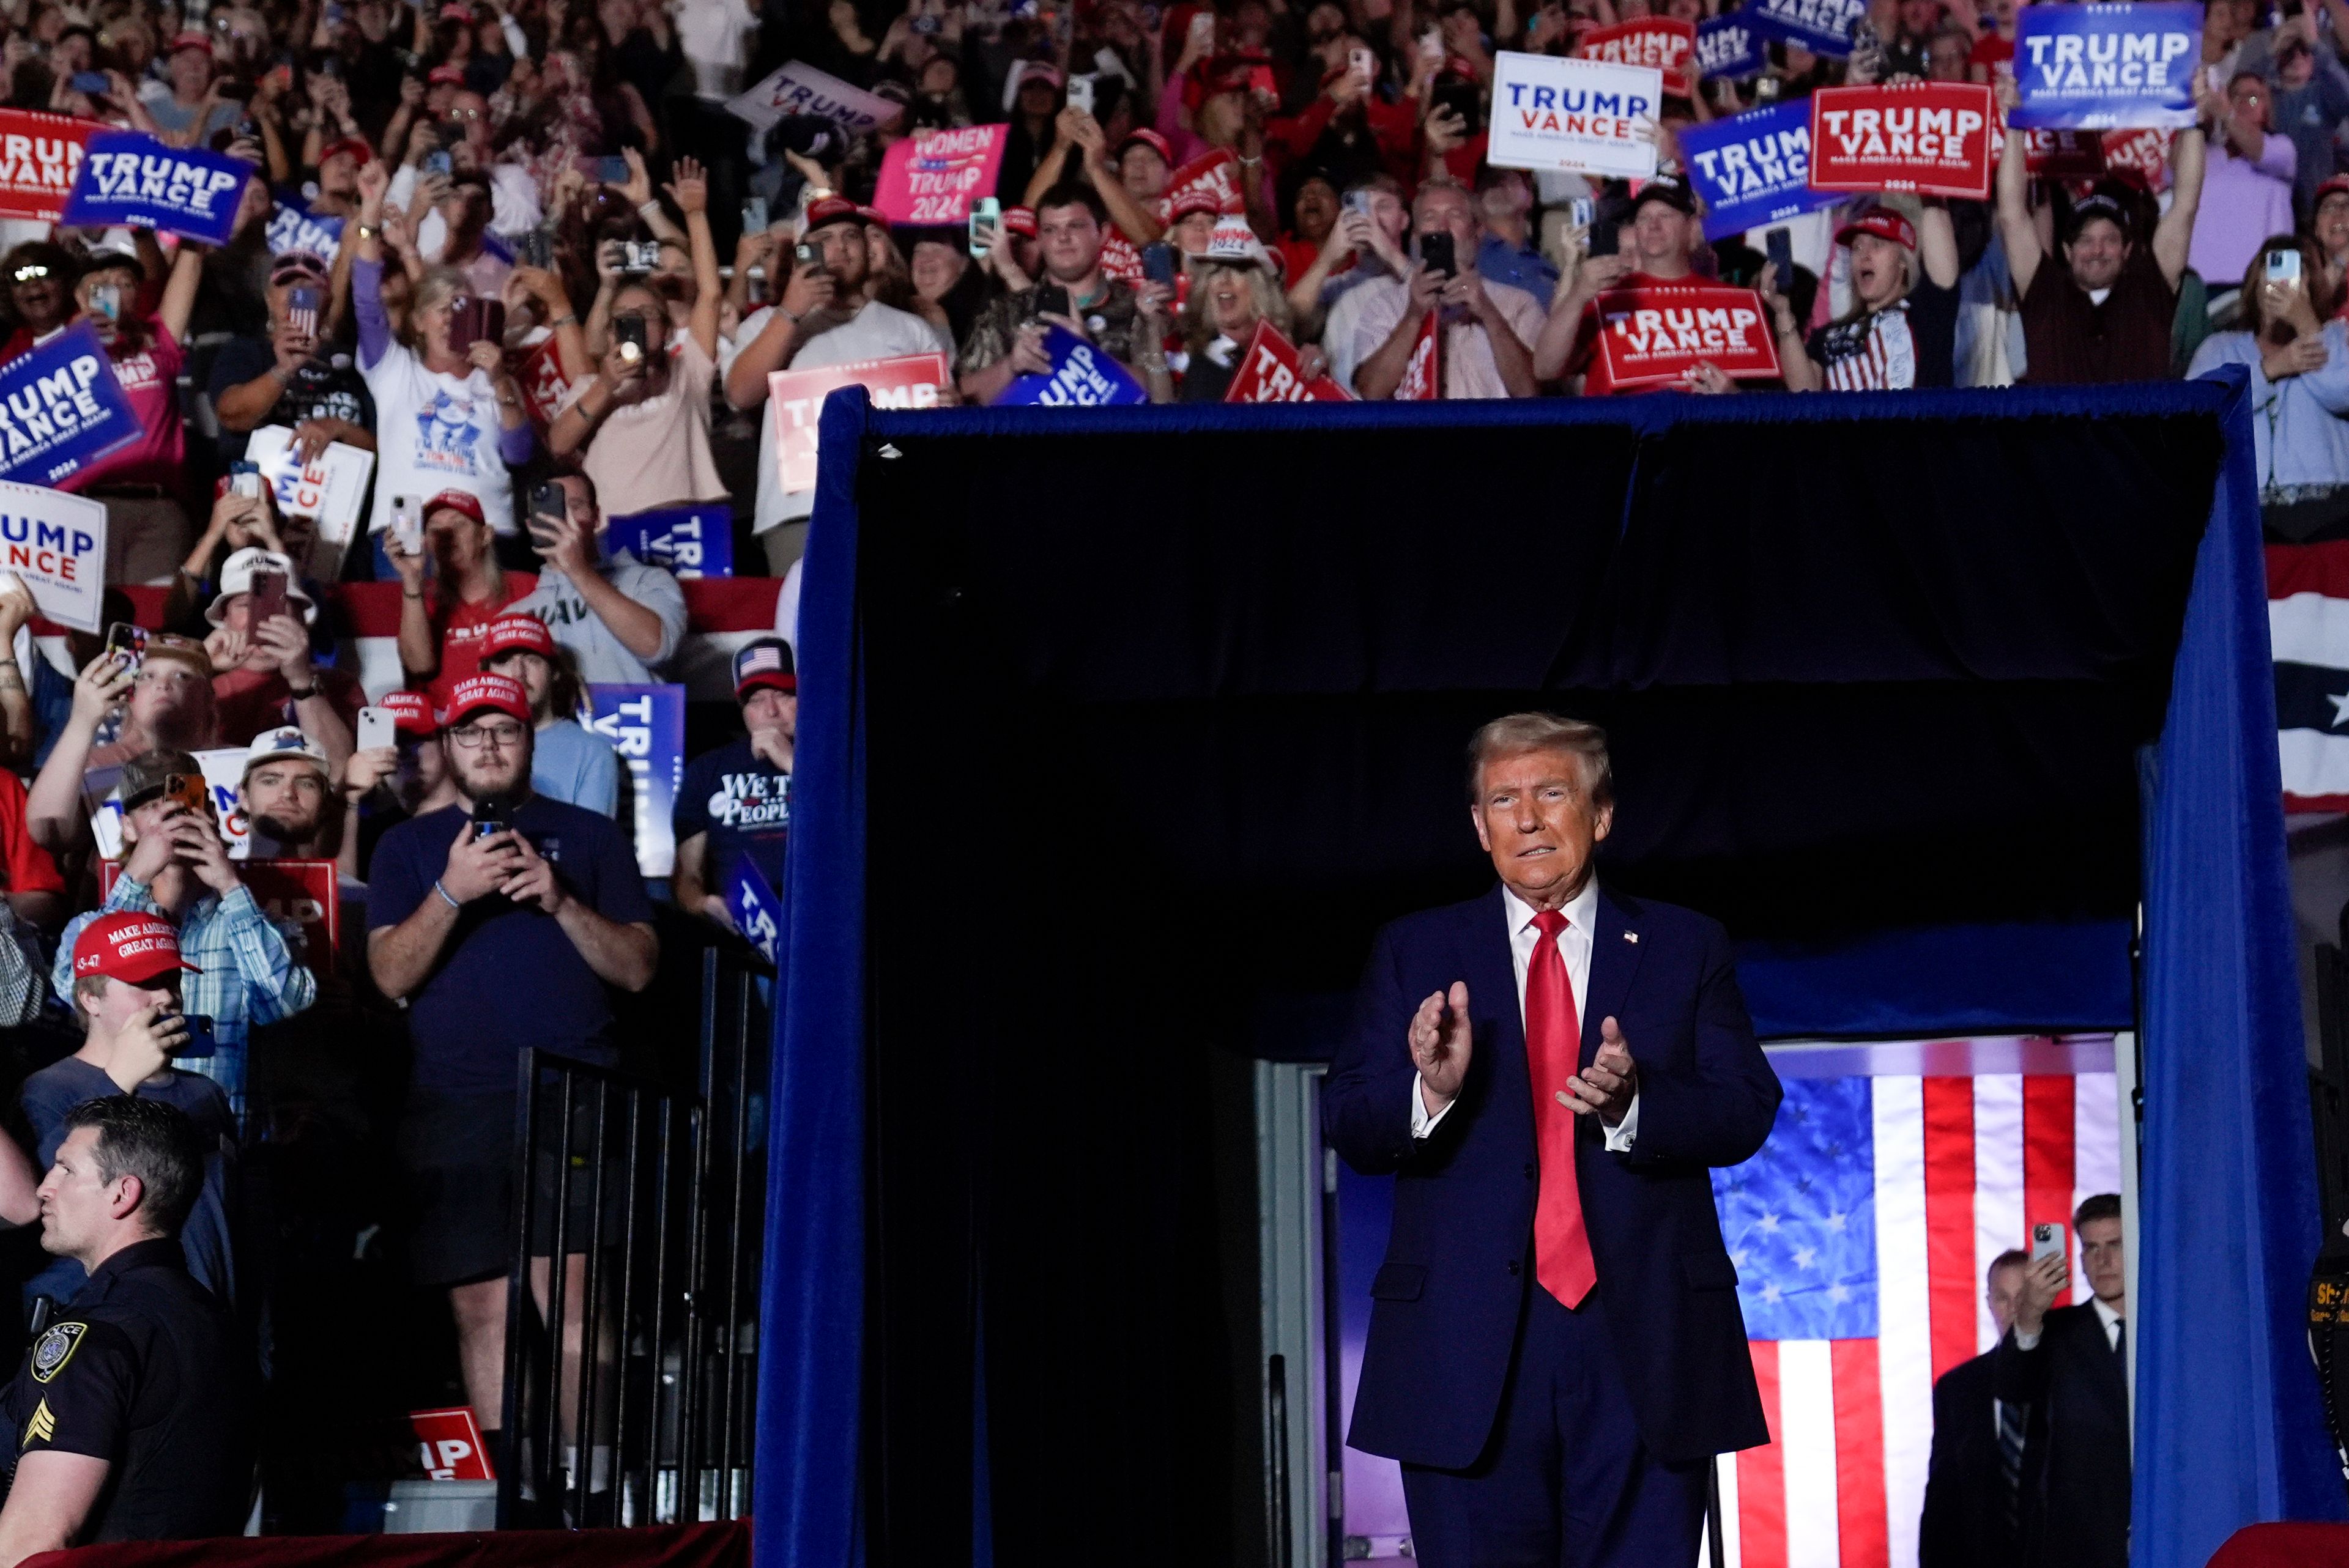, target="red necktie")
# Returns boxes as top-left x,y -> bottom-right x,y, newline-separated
1526,909 -> 1598,1309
